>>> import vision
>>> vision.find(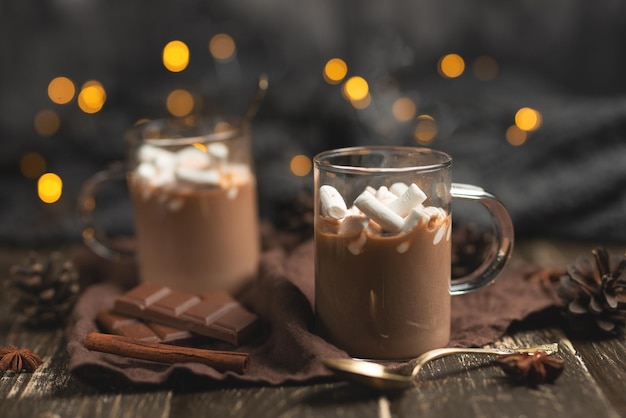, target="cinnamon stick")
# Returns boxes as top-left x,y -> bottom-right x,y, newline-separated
84,332 -> 249,374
